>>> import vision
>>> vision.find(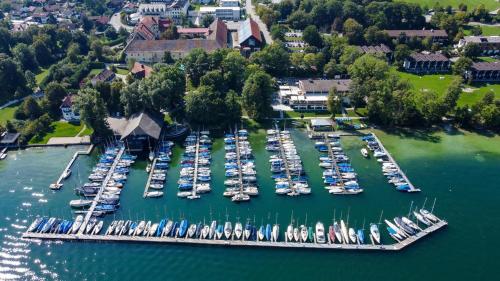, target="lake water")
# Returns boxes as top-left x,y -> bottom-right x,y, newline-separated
0,128 -> 499,280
